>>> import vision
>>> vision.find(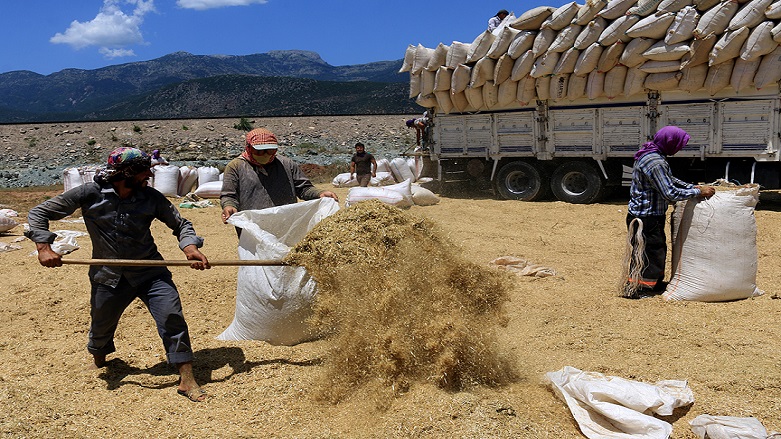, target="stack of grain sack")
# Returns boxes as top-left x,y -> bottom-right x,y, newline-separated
61,164 -> 223,198
340,157 -> 440,207
402,0 -> 781,112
